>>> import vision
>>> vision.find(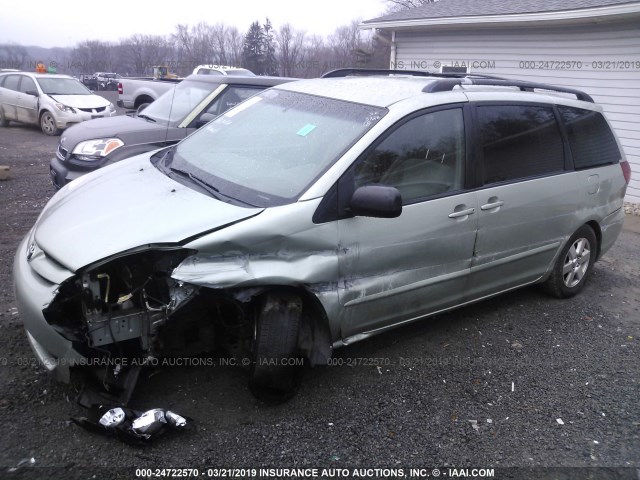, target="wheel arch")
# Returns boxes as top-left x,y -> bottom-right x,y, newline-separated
584,220 -> 602,261
134,95 -> 154,108
248,285 -> 332,366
